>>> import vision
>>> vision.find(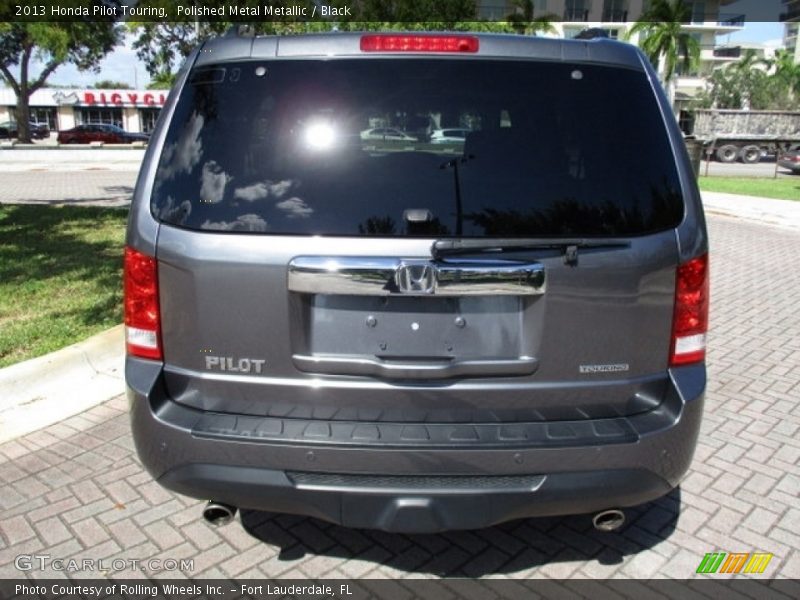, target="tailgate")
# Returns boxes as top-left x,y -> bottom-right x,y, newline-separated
157,228 -> 677,422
